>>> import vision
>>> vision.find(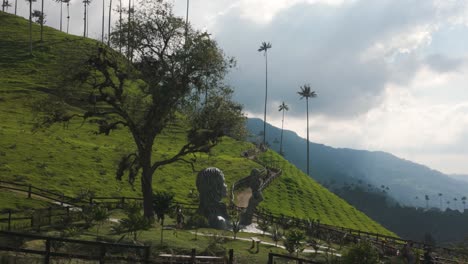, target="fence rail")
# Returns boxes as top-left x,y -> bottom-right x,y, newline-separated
0,230 -> 151,264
